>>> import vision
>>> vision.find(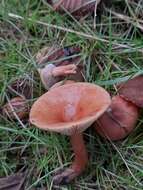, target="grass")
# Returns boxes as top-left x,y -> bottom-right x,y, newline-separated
0,0 -> 143,189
